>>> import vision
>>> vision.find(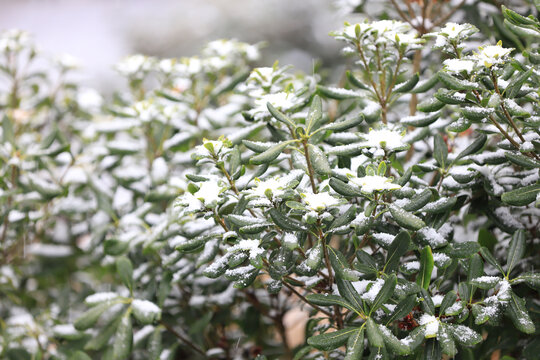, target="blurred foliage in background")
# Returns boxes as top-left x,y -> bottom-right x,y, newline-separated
0,1 -> 539,359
